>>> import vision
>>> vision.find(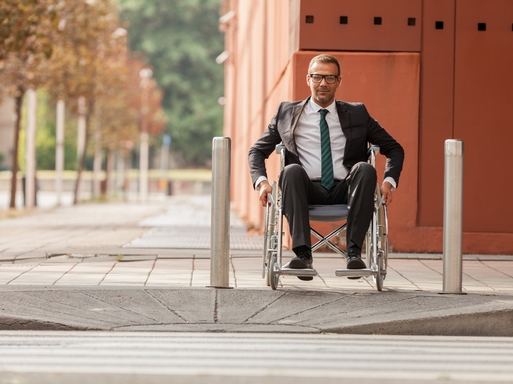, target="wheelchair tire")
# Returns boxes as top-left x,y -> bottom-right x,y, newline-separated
265,252 -> 271,286
263,182 -> 279,287
263,206 -> 270,282
269,253 -> 279,290
374,252 -> 384,291
381,205 -> 389,281
371,185 -> 388,291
